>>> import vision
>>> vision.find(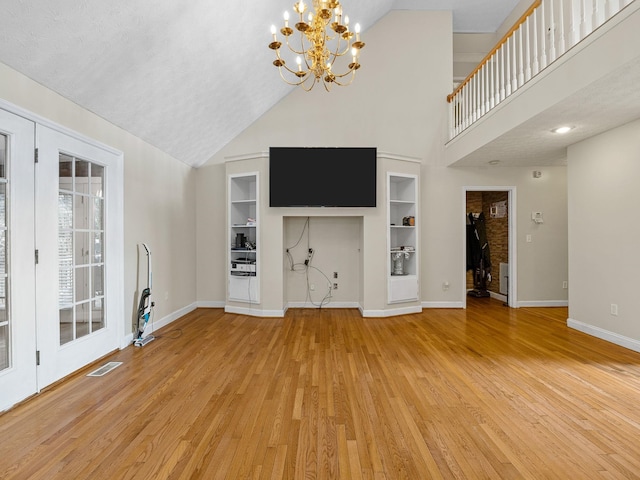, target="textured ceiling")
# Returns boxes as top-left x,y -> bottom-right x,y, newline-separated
0,0 -> 521,167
